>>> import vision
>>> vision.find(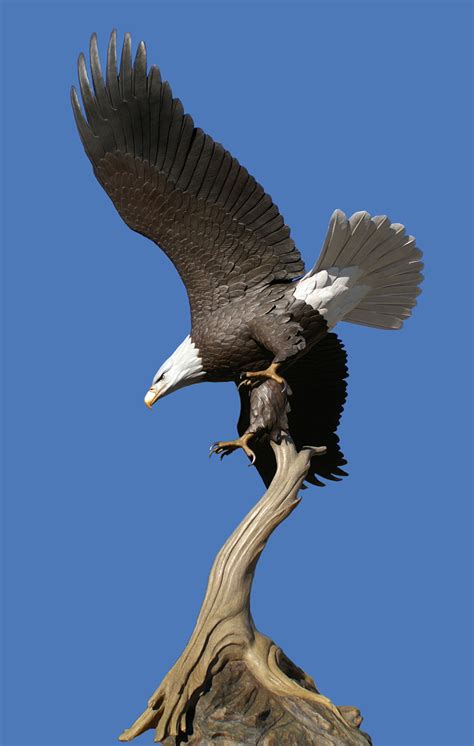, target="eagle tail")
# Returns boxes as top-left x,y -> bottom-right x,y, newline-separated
305,210 -> 424,330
